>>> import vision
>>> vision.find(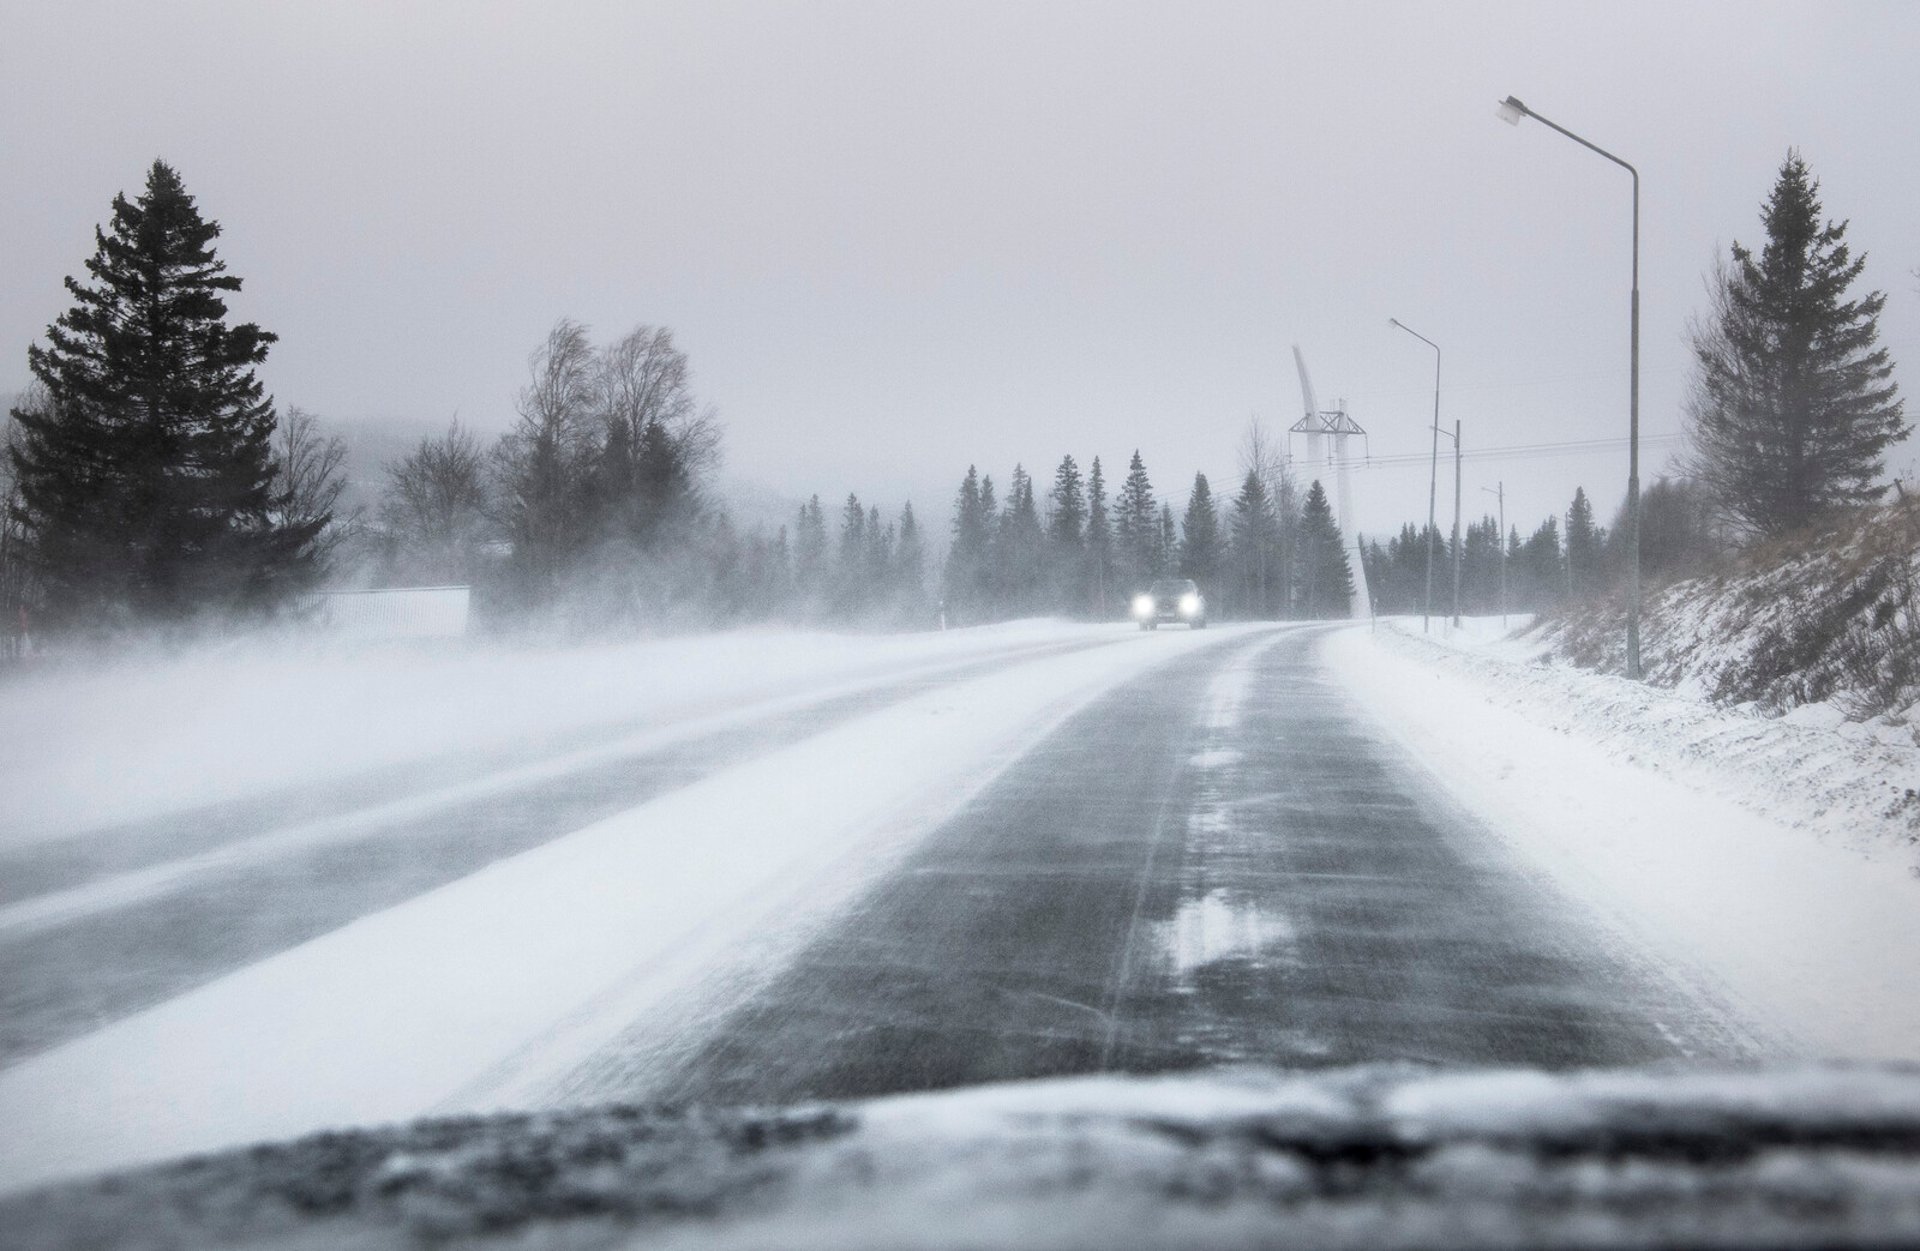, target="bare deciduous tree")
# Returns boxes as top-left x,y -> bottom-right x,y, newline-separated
380,420 -> 487,587
484,319 -> 731,629
1238,415 -> 1288,501
1237,416 -> 1300,615
493,319 -> 600,587
601,326 -> 693,437
273,406 -> 353,570
382,421 -> 490,585
595,324 -> 721,535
